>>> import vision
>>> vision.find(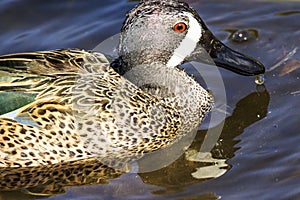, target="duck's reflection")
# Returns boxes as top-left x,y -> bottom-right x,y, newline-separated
0,87 -> 270,197
138,86 -> 270,193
